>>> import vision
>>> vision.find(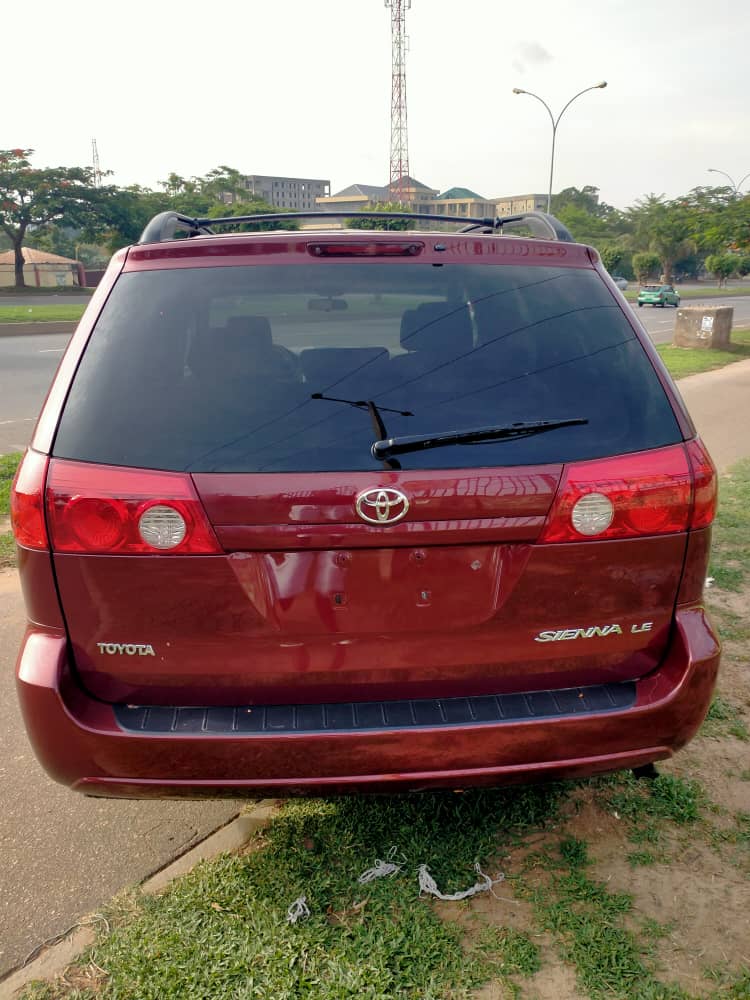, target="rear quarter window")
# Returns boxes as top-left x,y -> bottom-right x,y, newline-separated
53,261 -> 682,472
